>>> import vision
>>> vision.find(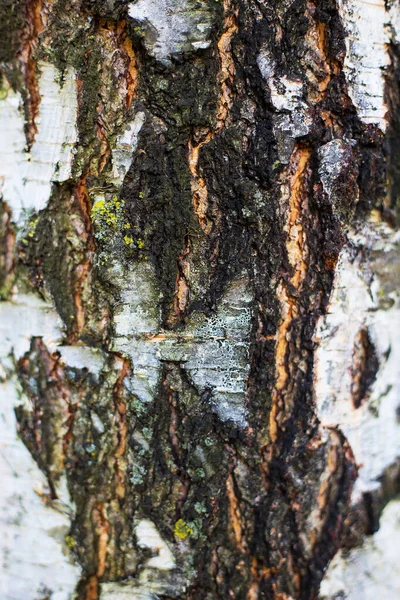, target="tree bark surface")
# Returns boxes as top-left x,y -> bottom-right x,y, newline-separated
0,1 -> 399,599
